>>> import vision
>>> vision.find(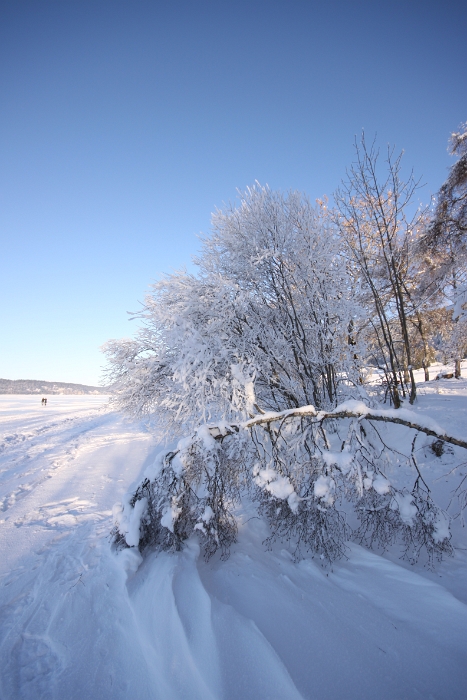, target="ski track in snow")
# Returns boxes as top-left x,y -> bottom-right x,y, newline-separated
0,394 -> 466,699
